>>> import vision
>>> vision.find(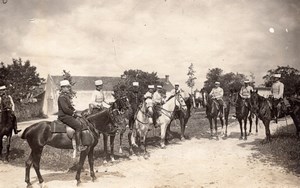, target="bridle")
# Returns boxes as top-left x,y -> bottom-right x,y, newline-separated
135,99 -> 153,124
158,94 -> 187,119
